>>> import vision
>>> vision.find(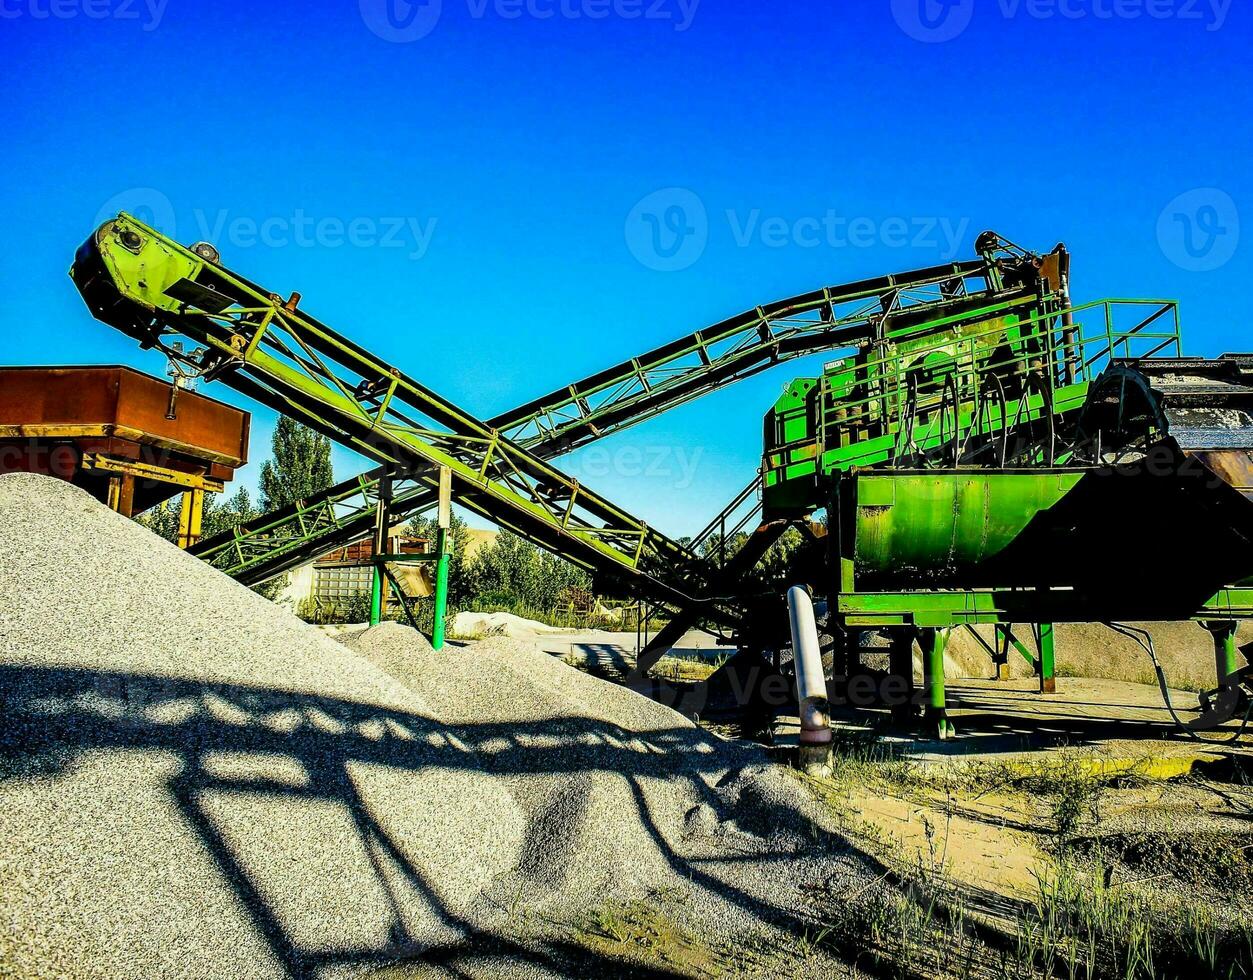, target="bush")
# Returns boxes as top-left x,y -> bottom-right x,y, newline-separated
298,590 -> 394,625
461,531 -> 592,610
